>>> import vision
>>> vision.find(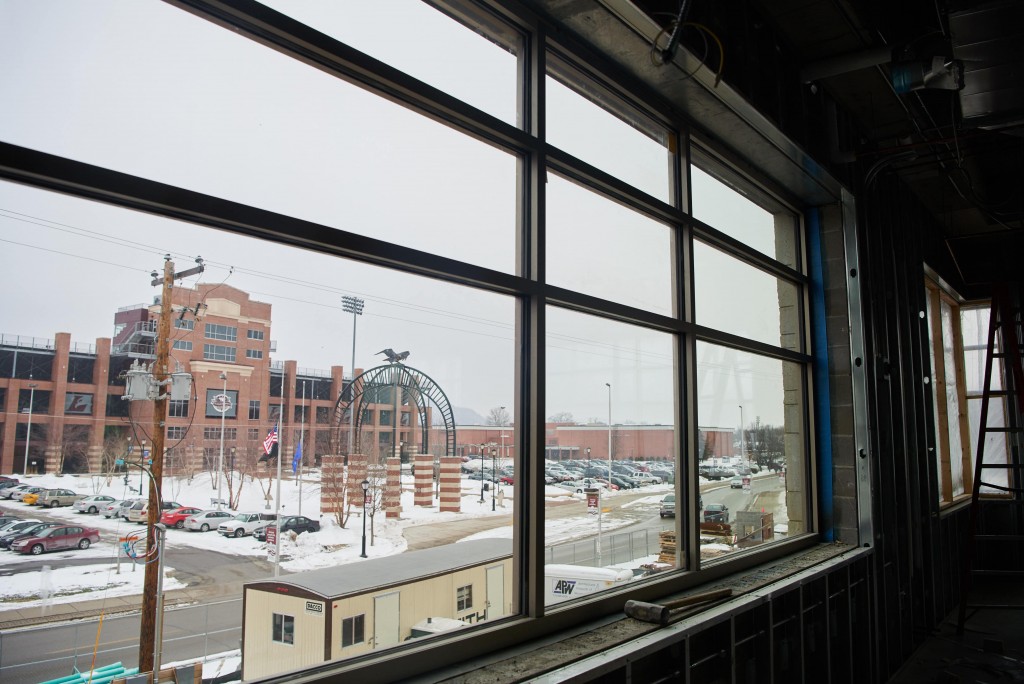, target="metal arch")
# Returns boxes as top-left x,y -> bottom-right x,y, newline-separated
331,364 -> 457,456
